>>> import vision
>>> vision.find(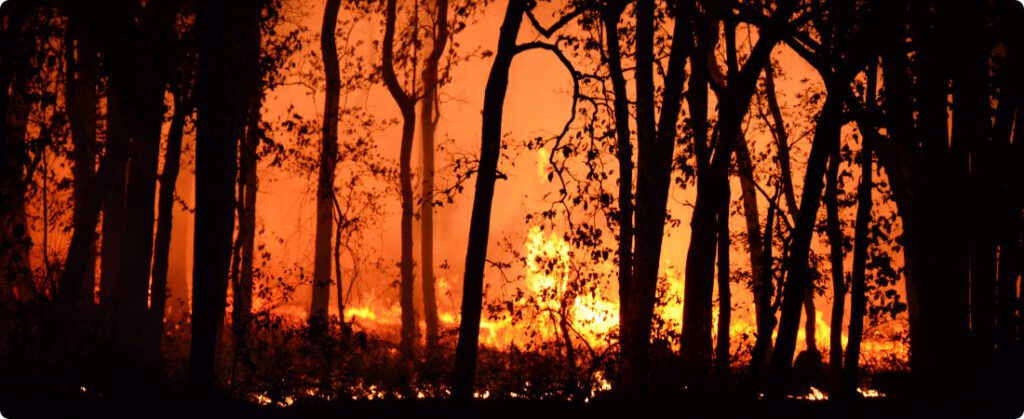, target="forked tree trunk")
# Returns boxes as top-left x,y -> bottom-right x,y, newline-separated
622,0 -> 690,391
381,0 -> 418,356
769,91 -> 843,392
